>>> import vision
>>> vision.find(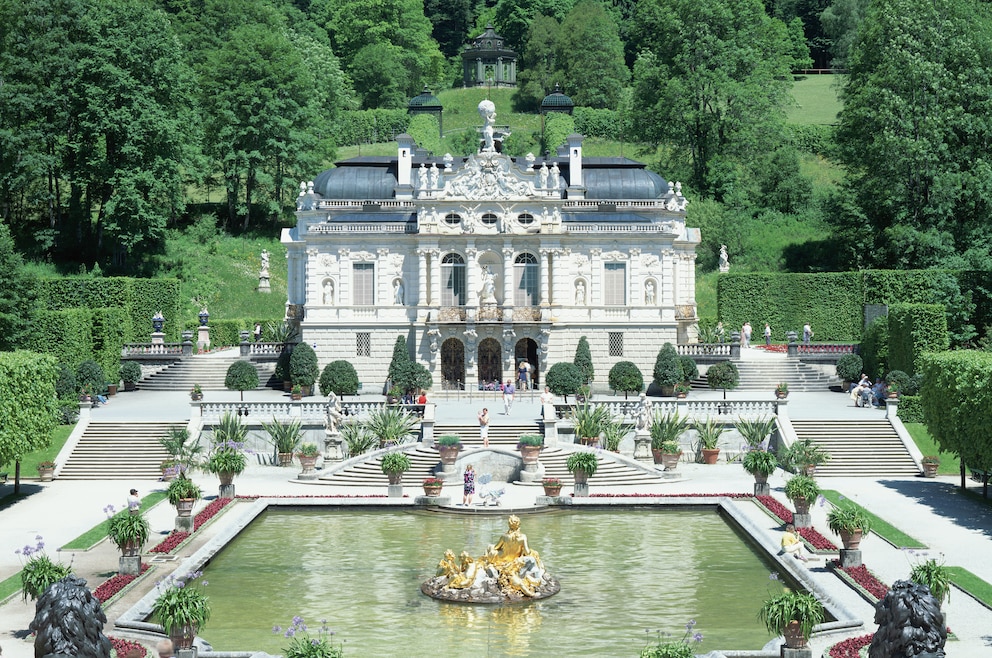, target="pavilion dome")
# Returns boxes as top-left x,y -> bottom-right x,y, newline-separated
540,84 -> 574,114
408,87 -> 442,109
